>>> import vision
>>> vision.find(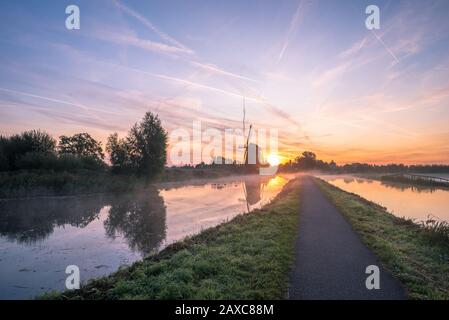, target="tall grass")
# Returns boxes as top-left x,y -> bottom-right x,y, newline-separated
418,215 -> 449,245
